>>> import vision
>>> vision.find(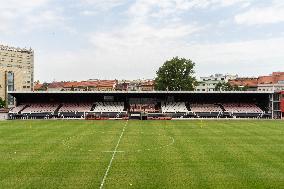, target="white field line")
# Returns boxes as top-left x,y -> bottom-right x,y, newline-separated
99,120 -> 128,189
102,151 -> 125,153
